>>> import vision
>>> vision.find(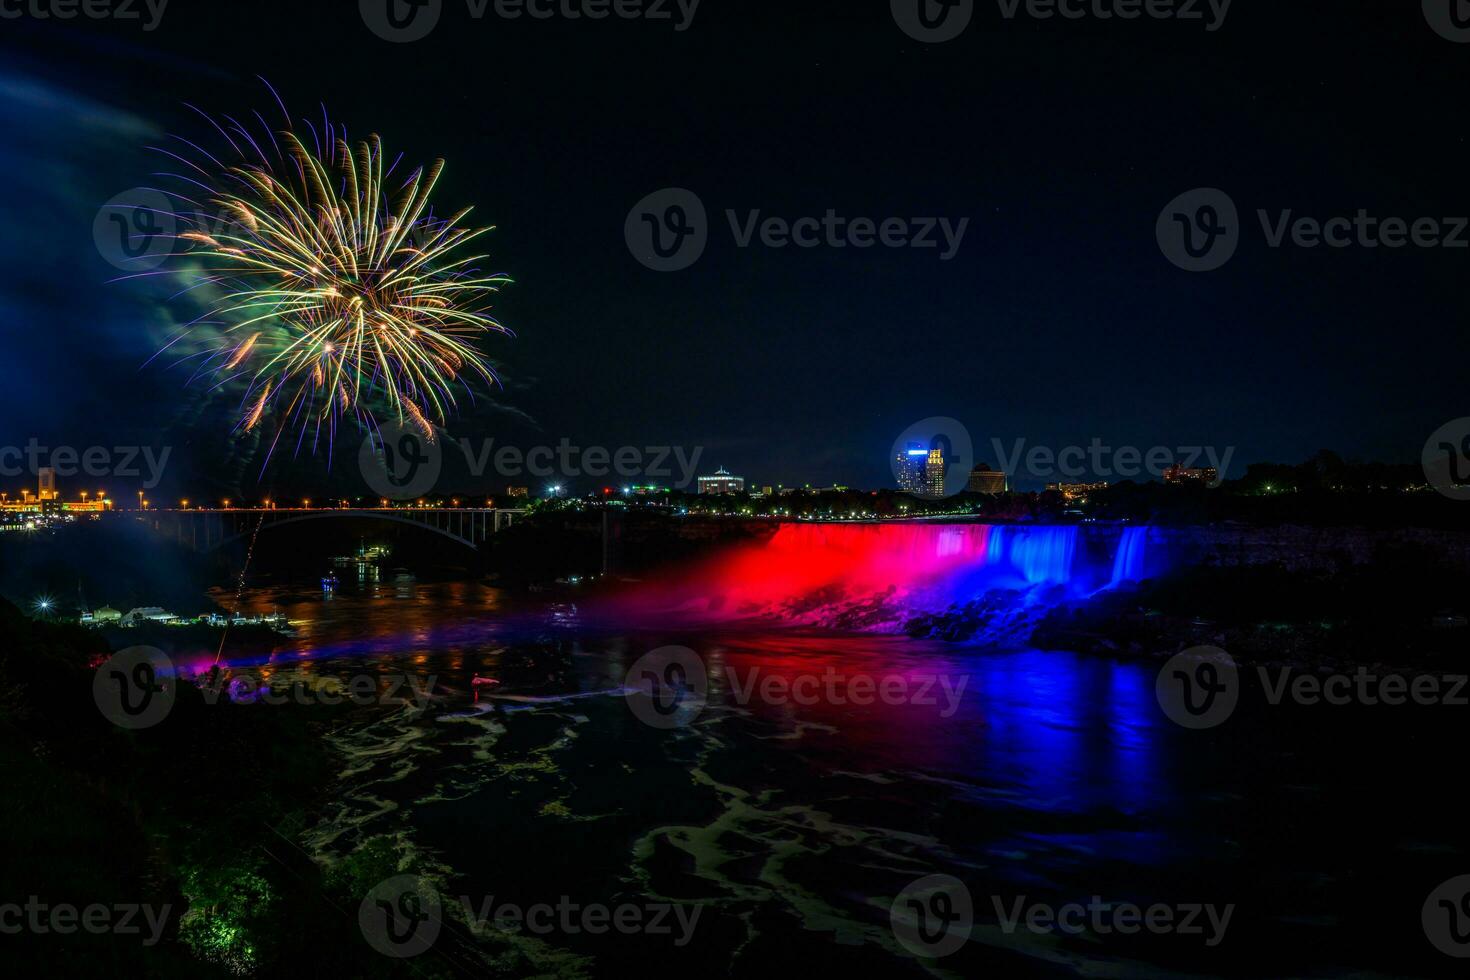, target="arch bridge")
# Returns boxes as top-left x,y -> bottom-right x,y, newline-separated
125,507 -> 527,552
